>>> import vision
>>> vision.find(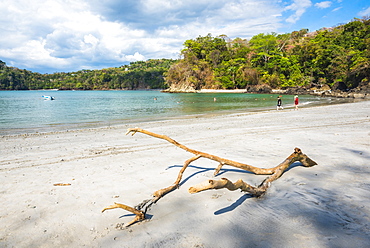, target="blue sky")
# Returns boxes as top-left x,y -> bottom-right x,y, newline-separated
0,0 -> 369,74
